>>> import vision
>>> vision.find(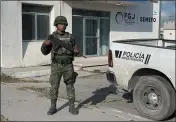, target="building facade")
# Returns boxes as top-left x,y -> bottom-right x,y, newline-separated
163,21 -> 175,40
1,1 -> 160,68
